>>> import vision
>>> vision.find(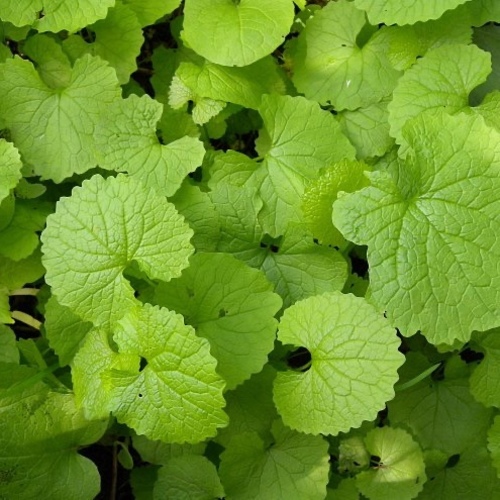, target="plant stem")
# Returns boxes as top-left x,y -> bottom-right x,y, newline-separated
10,287 -> 39,296
11,310 -> 42,330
